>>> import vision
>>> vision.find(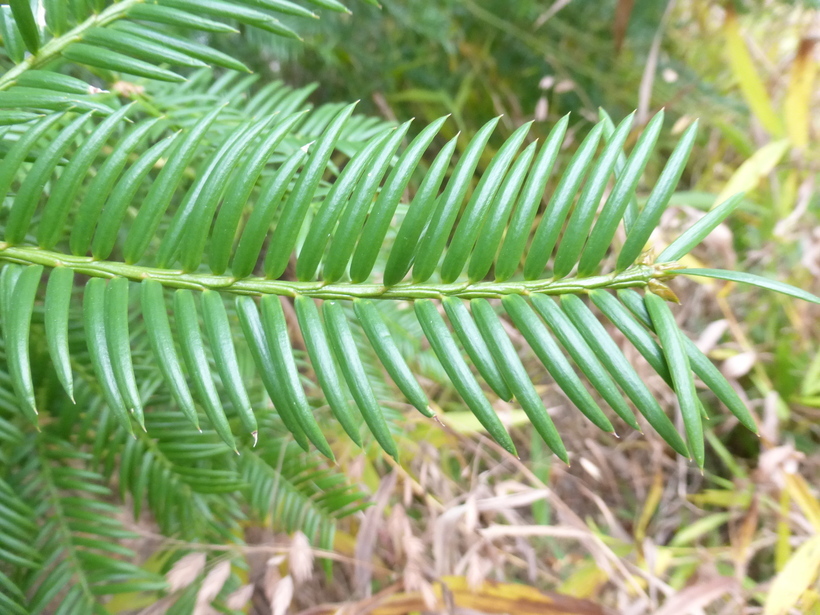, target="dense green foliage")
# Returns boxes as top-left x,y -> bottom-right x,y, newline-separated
0,0 -> 817,612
